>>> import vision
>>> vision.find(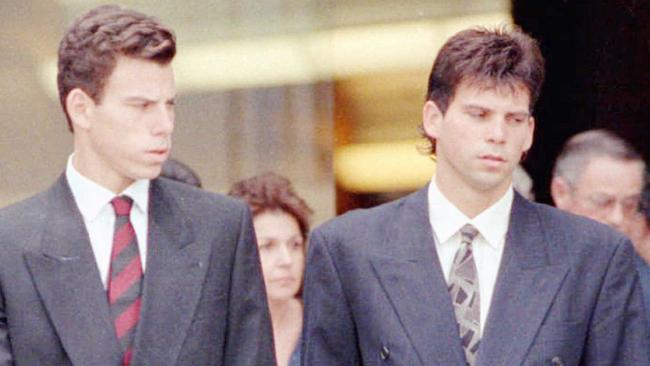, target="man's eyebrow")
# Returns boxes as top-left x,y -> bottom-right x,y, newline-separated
623,193 -> 642,199
123,96 -> 155,103
507,111 -> 531,118
462,104 -> 490,110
